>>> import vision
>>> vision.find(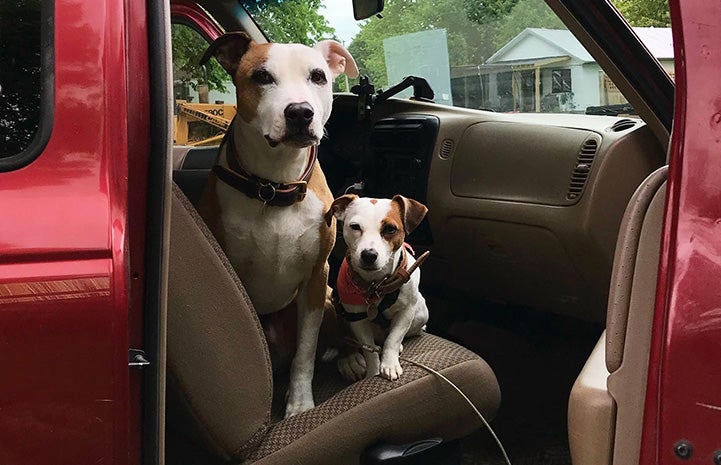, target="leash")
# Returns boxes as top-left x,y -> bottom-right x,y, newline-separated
345,338 -> 513,465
